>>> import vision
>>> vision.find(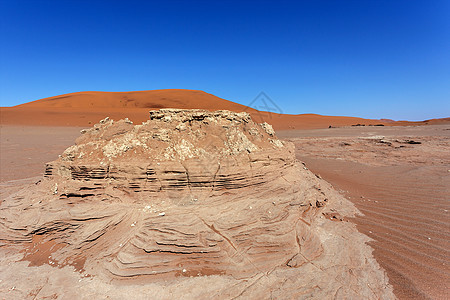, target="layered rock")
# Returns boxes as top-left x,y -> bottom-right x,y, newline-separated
0,109 -> 394,299
44,110 -> 292,199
